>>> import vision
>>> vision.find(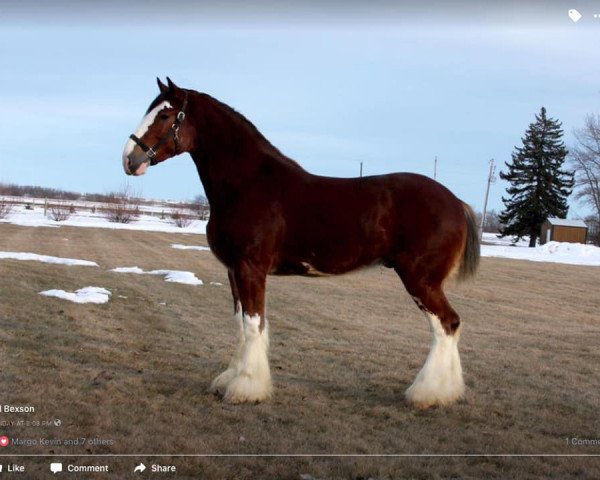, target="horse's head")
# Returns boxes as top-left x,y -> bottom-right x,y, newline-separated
122,77 -> 192,176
